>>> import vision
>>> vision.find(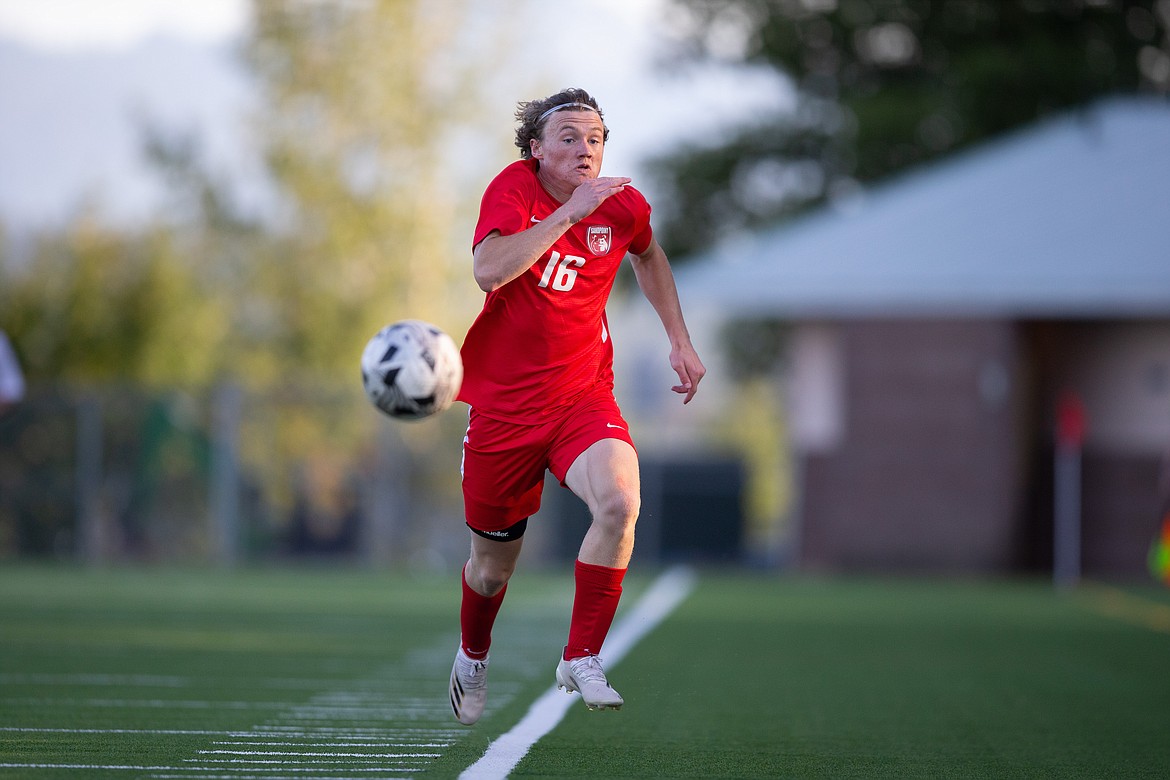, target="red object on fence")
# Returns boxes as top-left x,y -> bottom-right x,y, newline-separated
1056,390 -> 1086,450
